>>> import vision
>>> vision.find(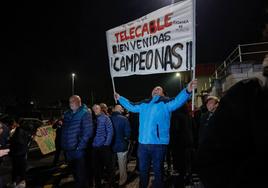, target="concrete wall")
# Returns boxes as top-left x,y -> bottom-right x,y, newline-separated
222,63 -> 263,92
